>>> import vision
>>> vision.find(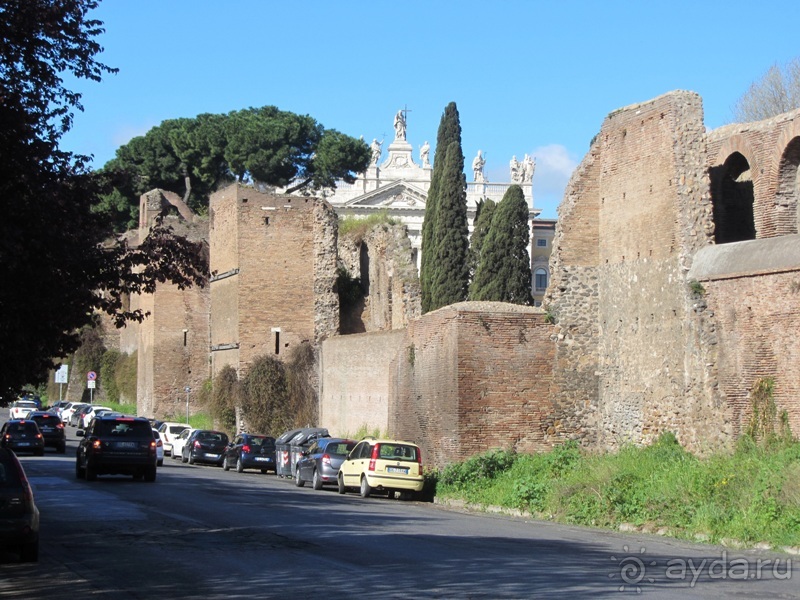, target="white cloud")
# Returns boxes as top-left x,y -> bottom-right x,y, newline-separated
530,144 -> 579,219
